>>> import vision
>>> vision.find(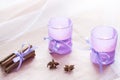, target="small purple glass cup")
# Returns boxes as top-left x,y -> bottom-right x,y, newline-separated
90,26 -> 118,65
48,17 -> 72,54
